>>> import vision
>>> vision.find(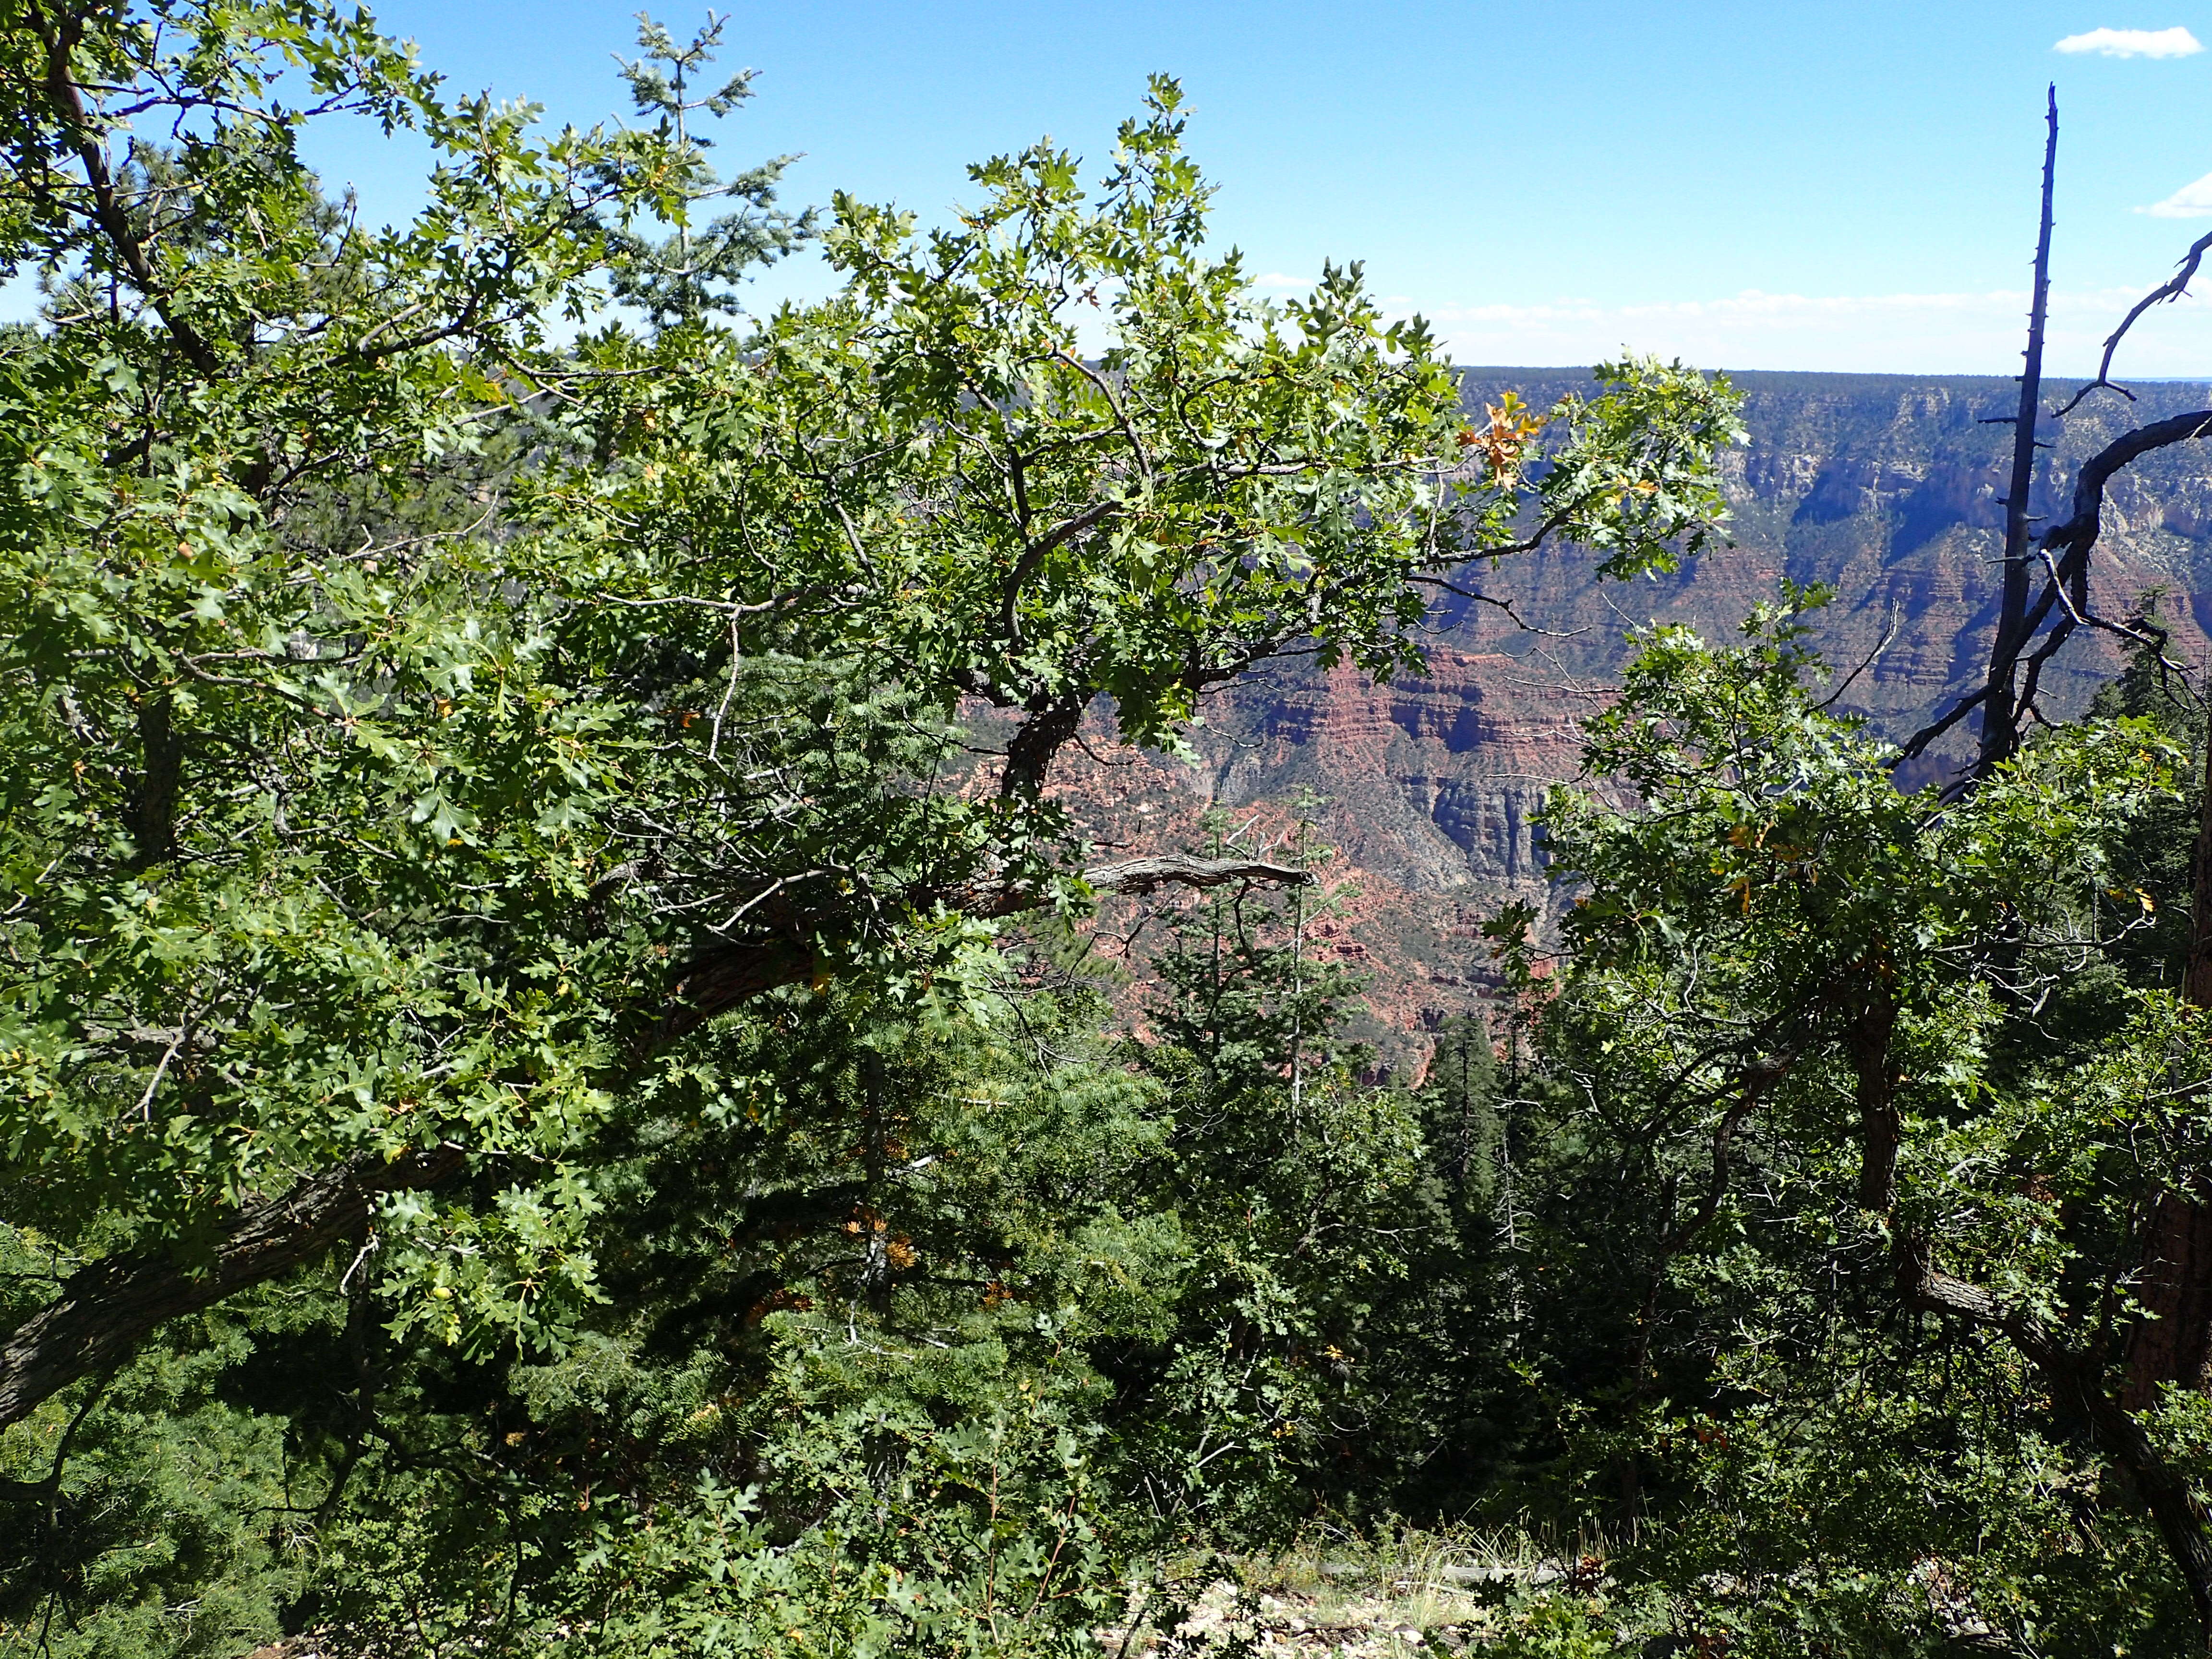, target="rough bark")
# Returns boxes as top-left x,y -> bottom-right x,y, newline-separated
1847,997 -> 1901,1211
129,692 -> 182,867
644,933 -> 819,1053
0,1144 -> 464,1431
2128,1192 -> 2212,1411
1078,852 -> 1314,898
2125,704 -> 2212,1412
1000,698 -> 1088,800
